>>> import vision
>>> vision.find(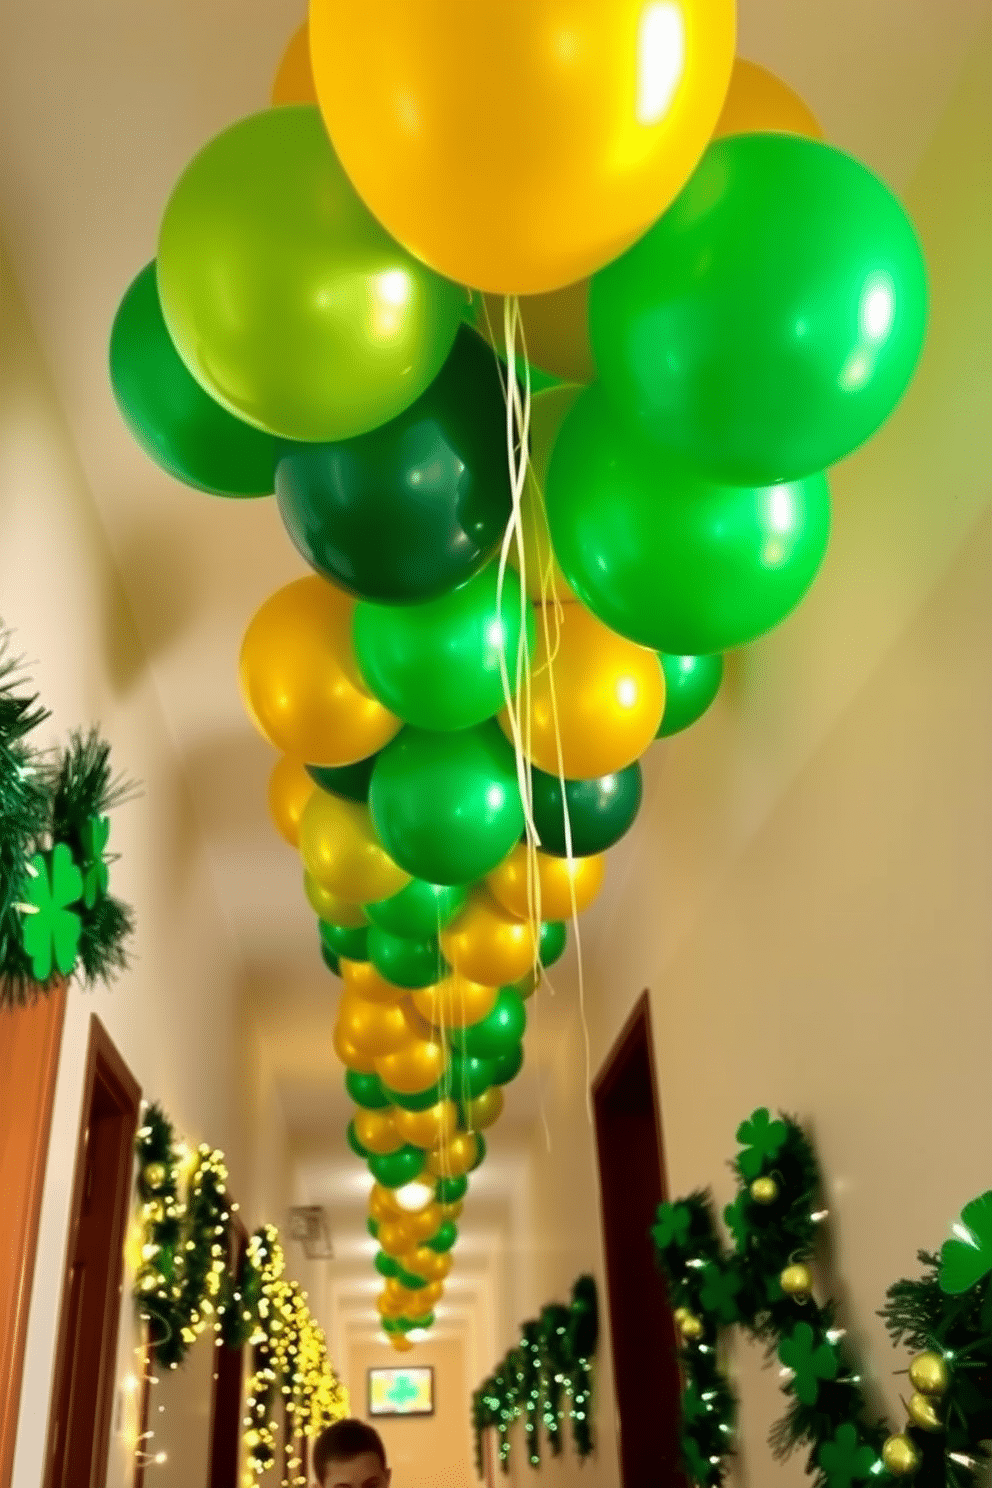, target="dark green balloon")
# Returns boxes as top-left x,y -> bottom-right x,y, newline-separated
470,1134 -> 487,1171
547,388 -> 830,655
370,721 -> 524,885
397,1267 -> 428,1290
531,761 -> 642,857
367,1216 -> 380,1239
365,878 -> 468,939
658,653 -> 724,737
385,1080 -> 444,1112
435,1174 -> 468,1205
346,1069 -> 391,1110
425,1221 -> 458,1253
368,1145 -> 425,1188
354,562 -> 535,731
367,926 -> 447,990
110,262 -> 279,496
374,1250 -> 399,1278
540,921 -> 567,968
452,988 -> 527,1060
321,943 -> 341,977
445,1052 -> 495,1101
347,1121 -> 370,1159
275,326 -> 512,603
490,1043 -> 524,1086
319,920 -> 369,962
590,135 -> 928,485
306,754 -> 379,802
